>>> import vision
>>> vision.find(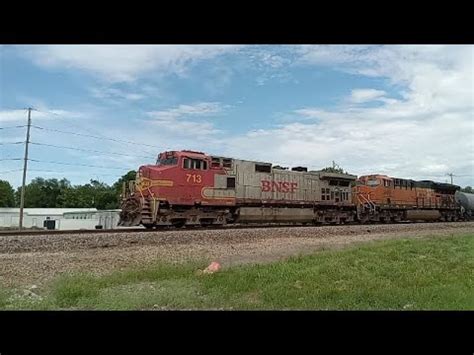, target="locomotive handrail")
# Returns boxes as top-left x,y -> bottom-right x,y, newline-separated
146,186 -> 159,223
137,185 -> 145,208
356,193 -> 366,206
357,191 -> 376,213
